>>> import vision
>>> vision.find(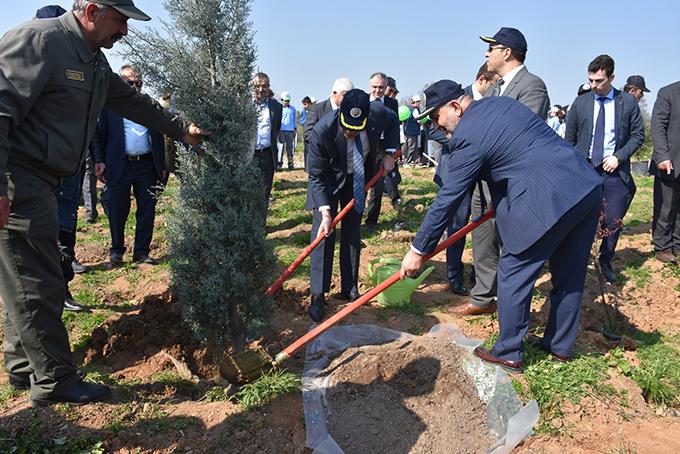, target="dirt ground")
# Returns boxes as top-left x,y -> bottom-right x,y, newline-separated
1,168 -> 679,453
